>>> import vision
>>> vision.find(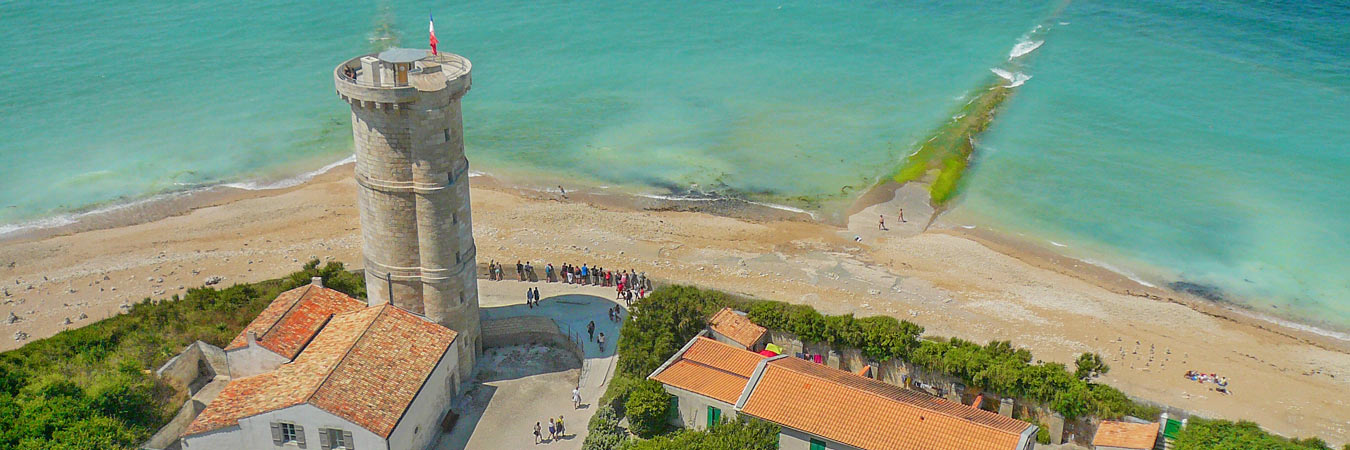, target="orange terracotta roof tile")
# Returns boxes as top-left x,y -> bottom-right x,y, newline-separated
1092,421 -> 1160,449
186,304 -> 457,438
649,337 -> 766,403
708,307 -> 767,349
652,360 -> 752,404
309,305 -> 459,437
739,357 -> 1032,450
225,284 -> 367,359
